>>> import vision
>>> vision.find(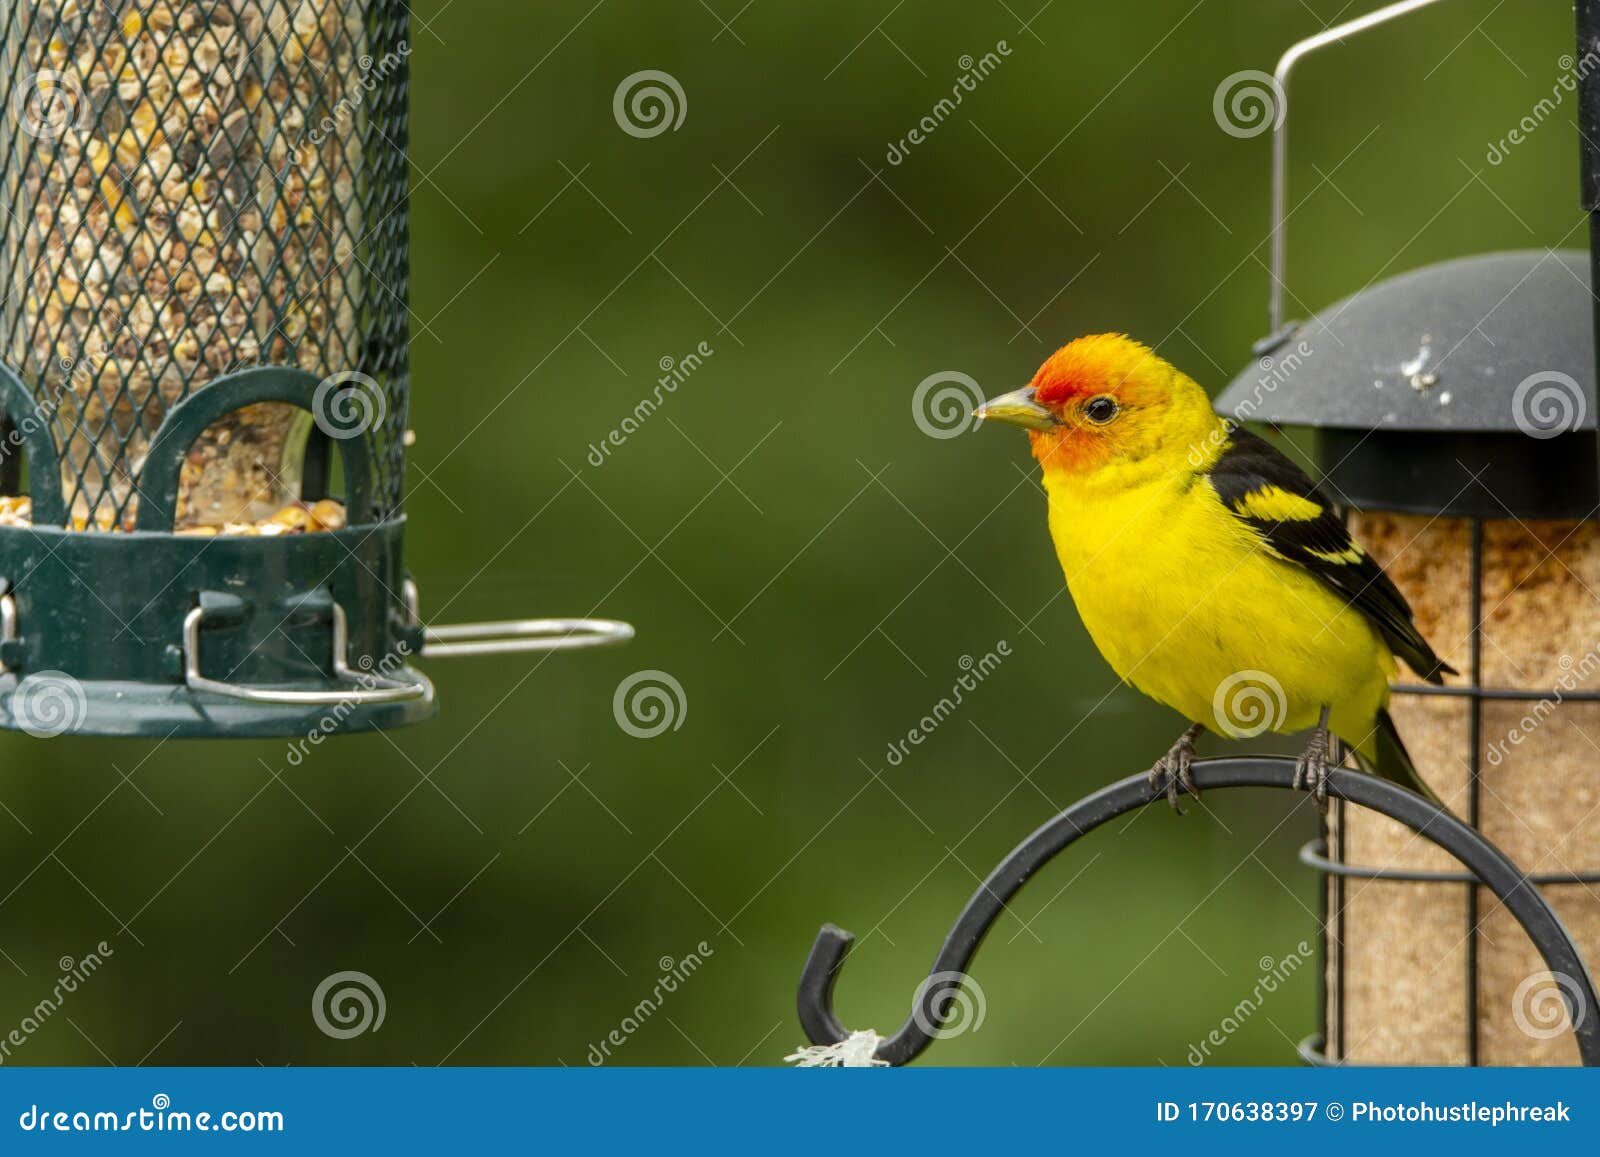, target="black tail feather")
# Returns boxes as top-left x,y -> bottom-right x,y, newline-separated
1397,639 -> 1457,686
1355,709 -> 1446,810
